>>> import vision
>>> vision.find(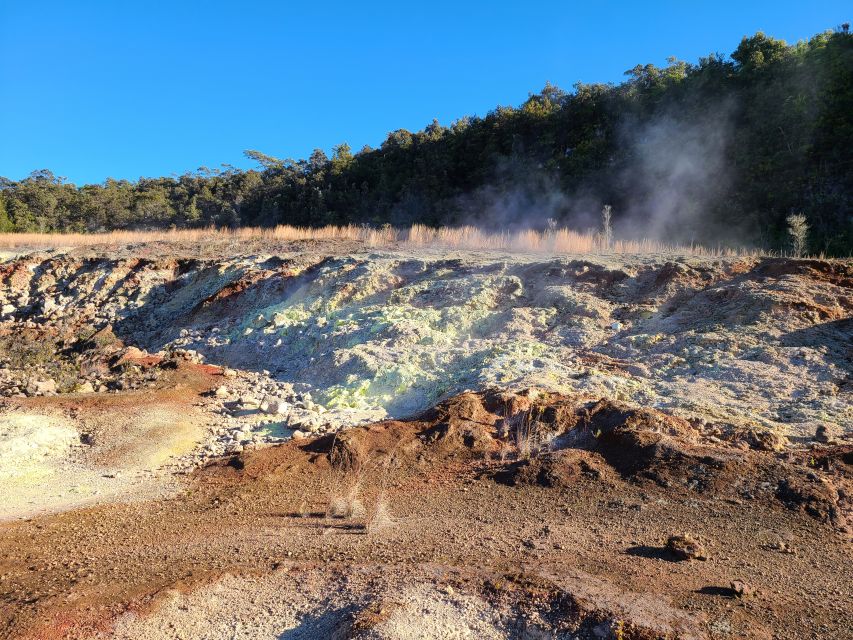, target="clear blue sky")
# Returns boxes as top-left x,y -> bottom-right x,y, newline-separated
0,1 -> 848,185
